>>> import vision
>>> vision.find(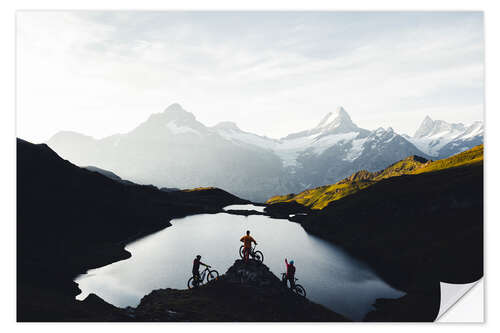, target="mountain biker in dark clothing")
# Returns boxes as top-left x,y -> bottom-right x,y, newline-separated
285,258 -> 296,288
192,255 -> 210,282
